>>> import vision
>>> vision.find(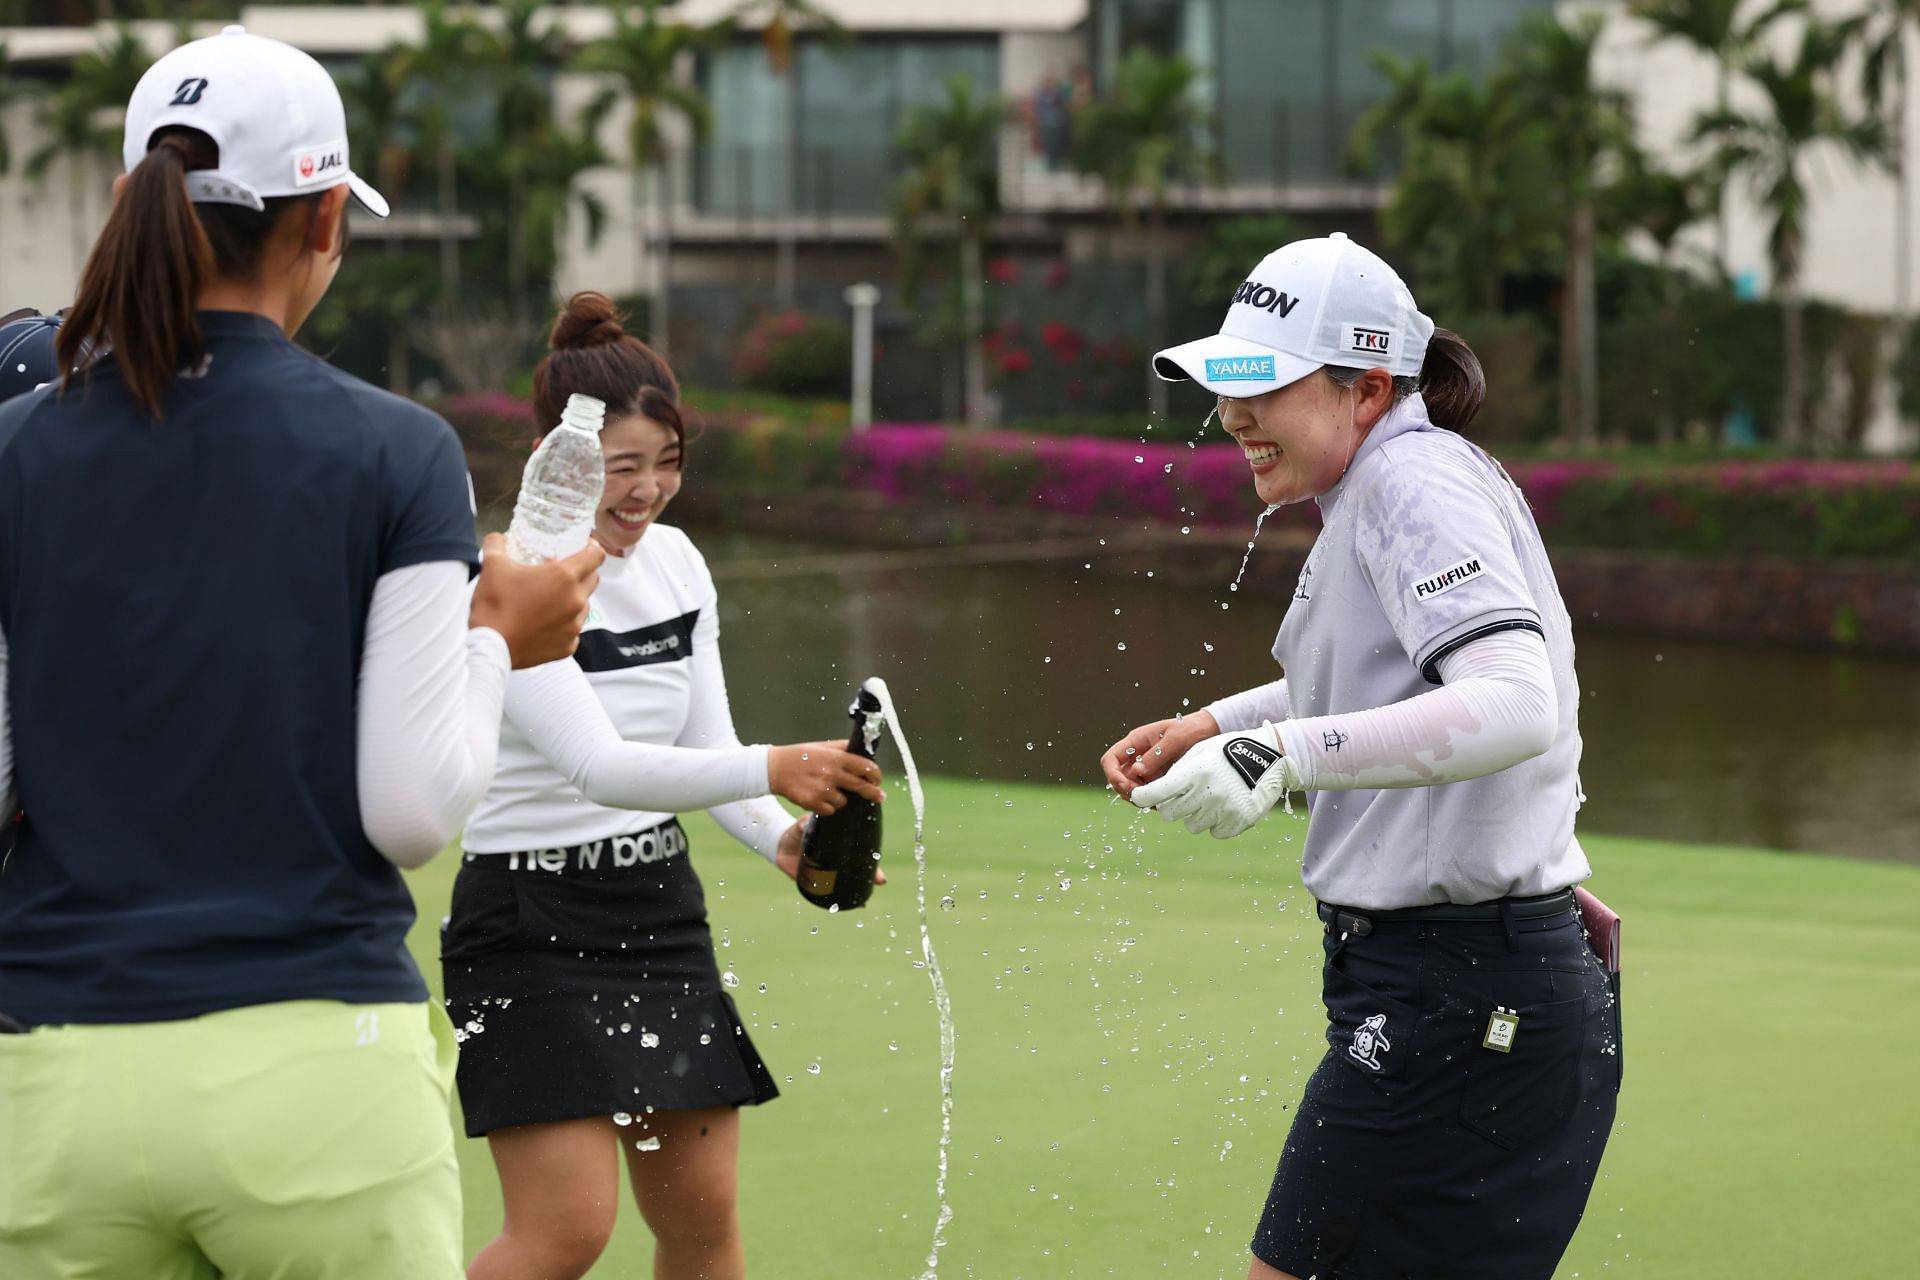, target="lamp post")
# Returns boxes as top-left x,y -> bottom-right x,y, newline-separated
844,281 -> 881,431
